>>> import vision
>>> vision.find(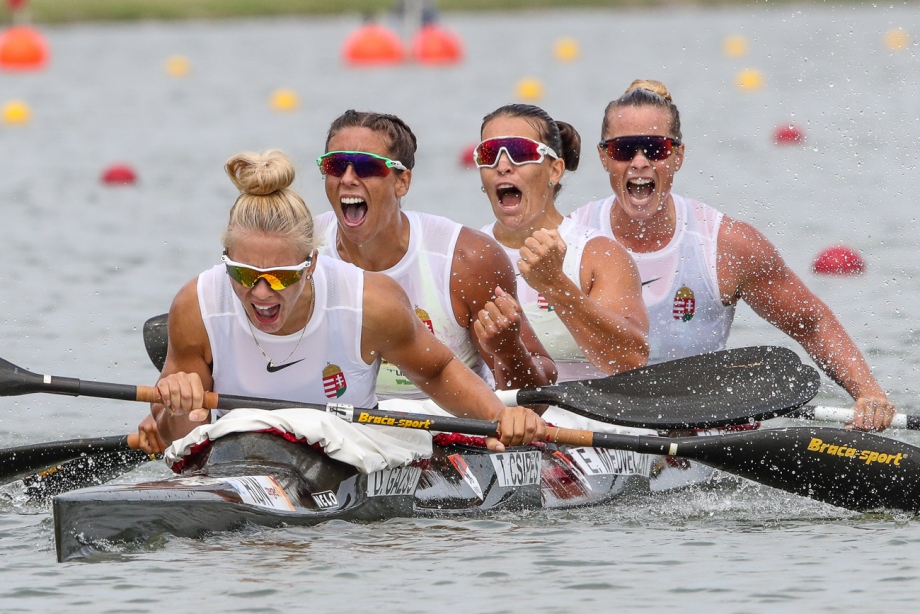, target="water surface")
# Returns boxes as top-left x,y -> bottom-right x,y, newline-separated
2,4 -> 920,611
